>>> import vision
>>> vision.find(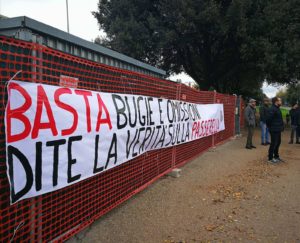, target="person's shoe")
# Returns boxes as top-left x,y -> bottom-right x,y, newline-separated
245,146 -> 252,149
296,141 -> 300,144
288,141 -> 293,144
276,157 -> 286,163
251,145 -> 256,149
268,158 -> 278,164
266,142 -> 270,145
261,142 -> 266,145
